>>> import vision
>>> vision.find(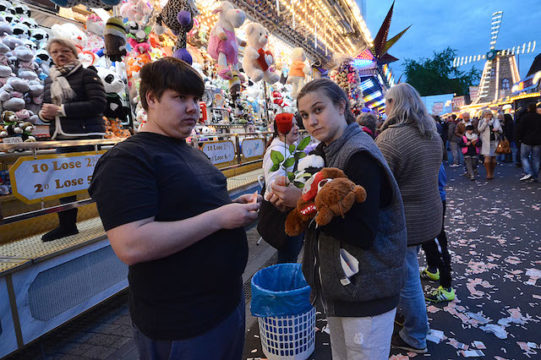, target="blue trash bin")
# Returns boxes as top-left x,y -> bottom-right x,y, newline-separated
251,263 -> 315,360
